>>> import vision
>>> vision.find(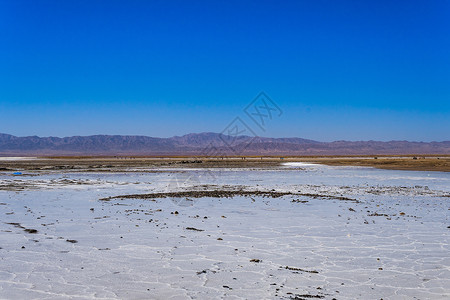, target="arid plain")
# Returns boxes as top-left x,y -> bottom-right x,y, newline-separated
0,157 -> 449,299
